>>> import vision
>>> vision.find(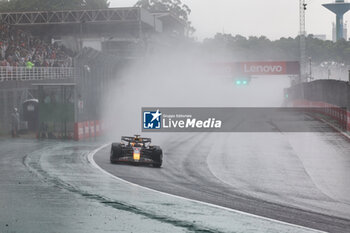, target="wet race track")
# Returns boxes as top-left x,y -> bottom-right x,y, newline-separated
95,132 -> 350,233
1,116 -> 350,232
